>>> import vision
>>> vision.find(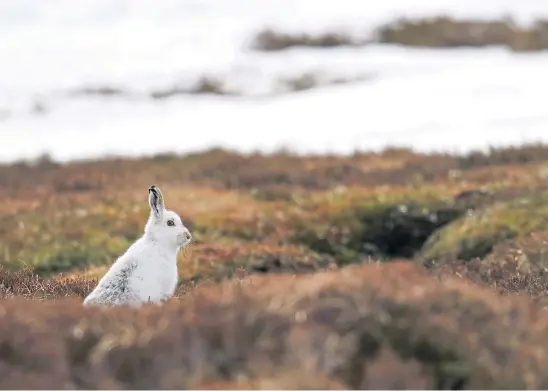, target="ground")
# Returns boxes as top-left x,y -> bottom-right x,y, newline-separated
3,144 -> 548,388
